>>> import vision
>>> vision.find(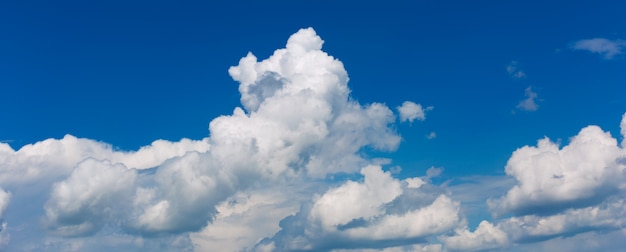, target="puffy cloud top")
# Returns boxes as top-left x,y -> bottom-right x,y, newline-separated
220,28 -> 402,177
489,125 -> 626,216
442,220 -> 509,251
309,165 -> 403,229
0,135 -> 210,187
